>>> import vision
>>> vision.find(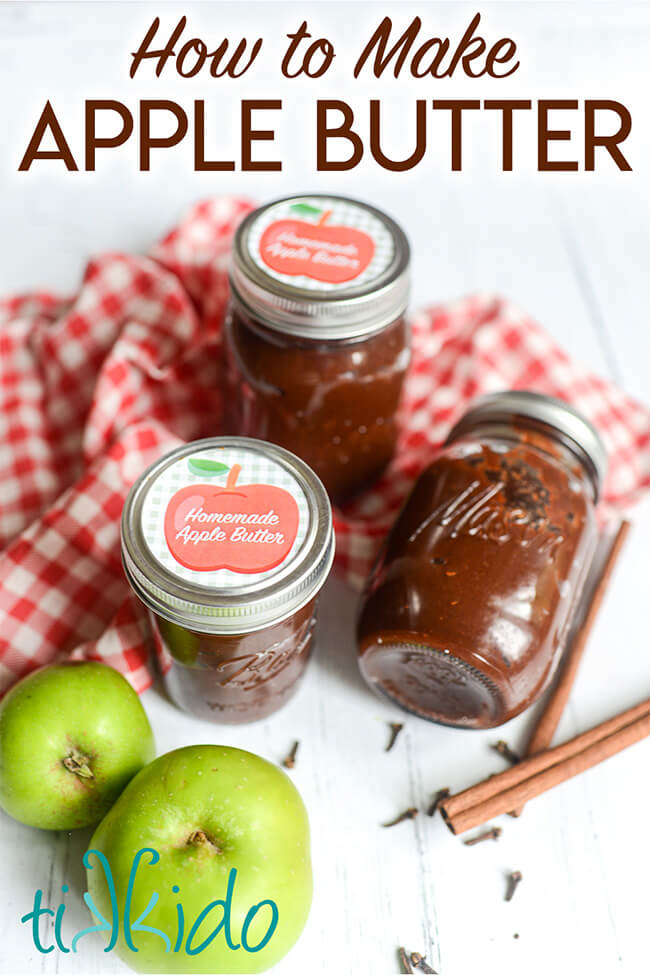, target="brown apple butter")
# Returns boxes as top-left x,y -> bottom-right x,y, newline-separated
224,194 -> 411,504
121,438 -> 334,724
150,598 -> 317,724
357,393 -> 607,729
